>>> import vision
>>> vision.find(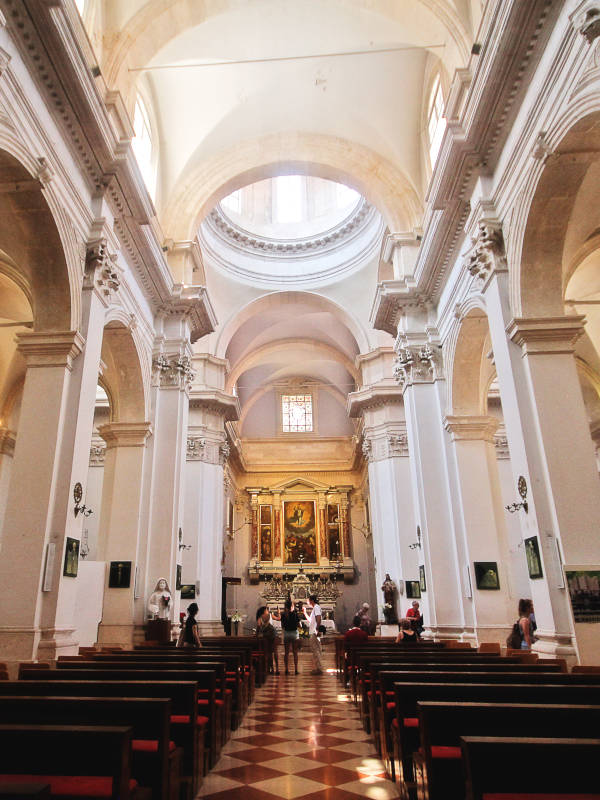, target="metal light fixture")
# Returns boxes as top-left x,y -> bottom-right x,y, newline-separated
409,525 -> 422,550
178,527 -> 191,552
226,519 -> 251,540
505,476 -> 529,514
73,482 -> 93,518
